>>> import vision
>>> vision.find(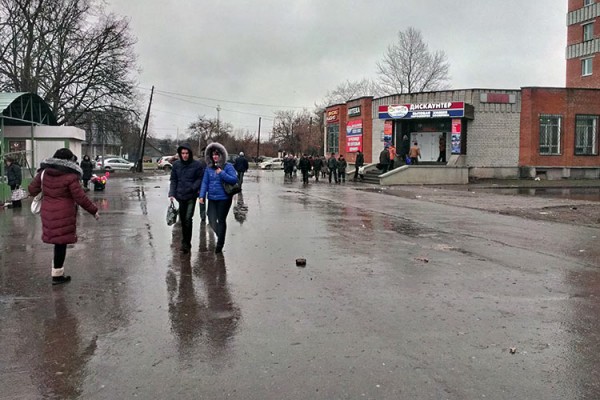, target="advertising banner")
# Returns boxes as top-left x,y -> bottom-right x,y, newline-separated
346,135 -> 363,153
451,119 -> 462,154
383,120 -> 393,144
378,102 -> 465,119
346,120 -> 363,152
